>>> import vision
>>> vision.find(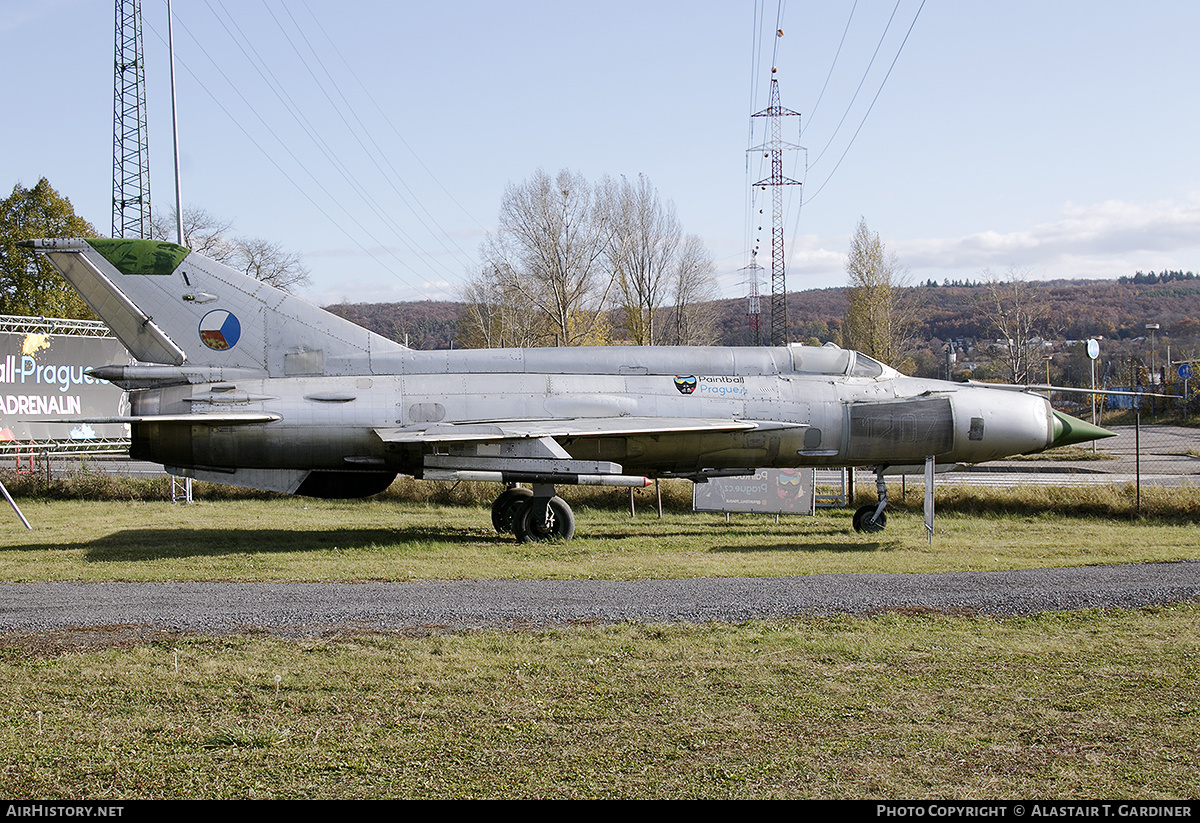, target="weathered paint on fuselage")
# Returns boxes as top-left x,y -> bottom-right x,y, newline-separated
128,345 -> 1058,477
